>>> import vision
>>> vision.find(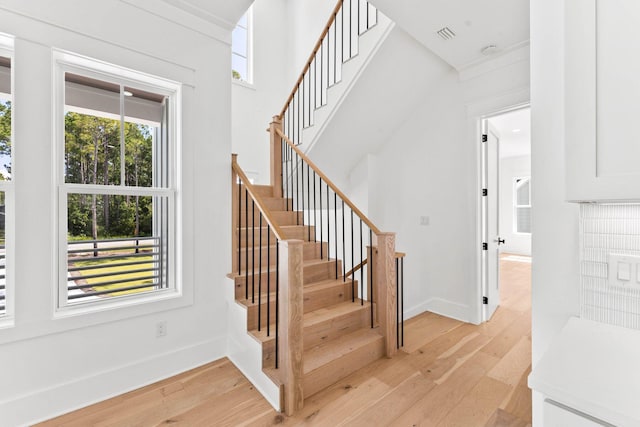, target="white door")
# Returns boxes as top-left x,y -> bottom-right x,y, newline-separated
483,127 -> 502,321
